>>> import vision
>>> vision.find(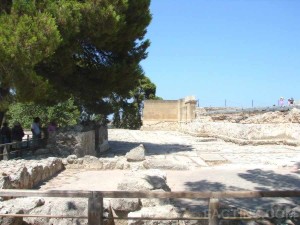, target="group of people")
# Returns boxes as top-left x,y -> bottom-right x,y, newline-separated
0,121 -> 25,144
278,97 -> 294,107
0,117 -> 57,147
0,121 -> 25,158
30,117 -> 57,147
